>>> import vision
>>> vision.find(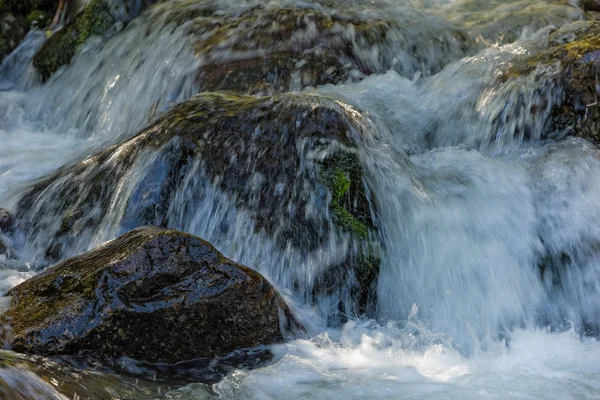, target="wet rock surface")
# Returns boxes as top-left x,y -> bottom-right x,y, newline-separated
5,226 -> 299,364
581,0 -> 600,11
33,0 -> 163,81
15,92 -> 380,317
190,5 -> 471,94
0,13 -> 28,62
440,0 -> 583,46
0,348 -> 206,399
491,20 -> 600,144
0,209 -> 13,233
